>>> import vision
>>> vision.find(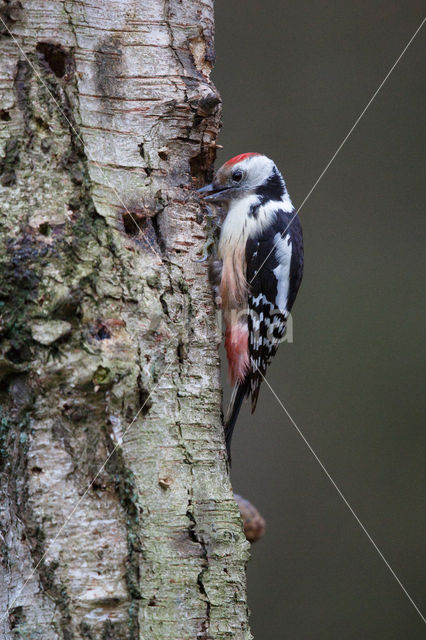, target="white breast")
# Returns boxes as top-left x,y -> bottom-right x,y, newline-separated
218,195 -> 277,258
